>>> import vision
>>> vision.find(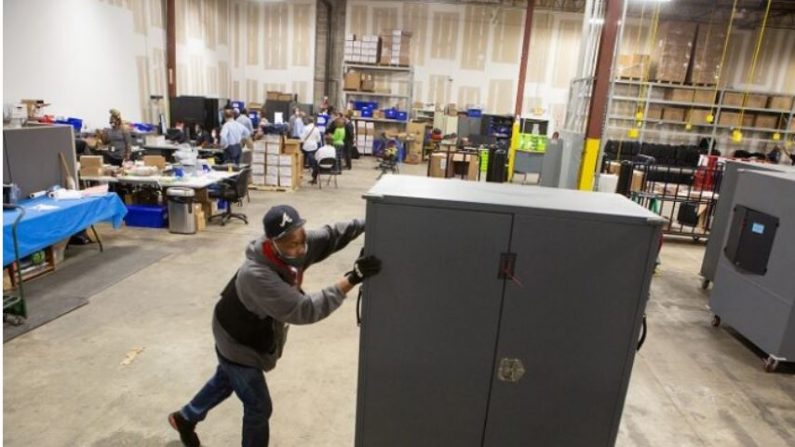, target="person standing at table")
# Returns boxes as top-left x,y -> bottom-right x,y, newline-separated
97,109 -> 132,166
220,109 -> 251,165
236,108 -> 254,134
